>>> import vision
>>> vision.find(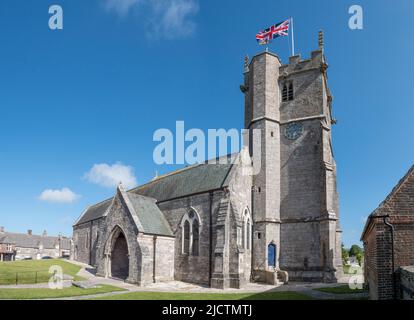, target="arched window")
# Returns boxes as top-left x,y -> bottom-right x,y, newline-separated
181,209 -> 201,256
246,219 -> 251,250
192,220 -> 199,256
242,208 -> 252,250
282,81 -> 294,102
183,220 -> 190,254
288,82 -> 294,100
282,83 -> 288,101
